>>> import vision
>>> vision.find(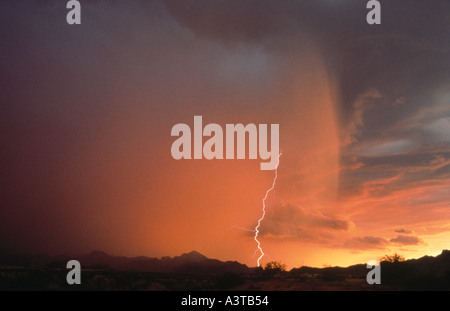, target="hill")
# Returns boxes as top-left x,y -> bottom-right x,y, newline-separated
0,249 -> 449,290
0,249 -> 250,274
